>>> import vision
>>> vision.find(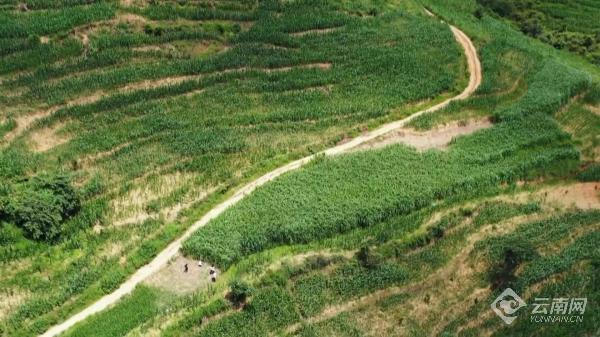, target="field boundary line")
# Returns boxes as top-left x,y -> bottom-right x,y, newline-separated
39,12 -> 481,337
285,213 -> 546,334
